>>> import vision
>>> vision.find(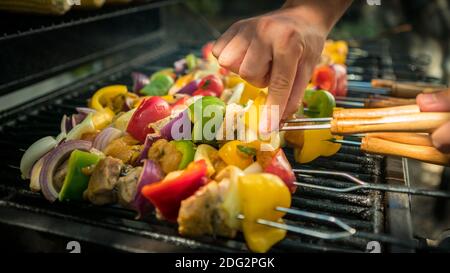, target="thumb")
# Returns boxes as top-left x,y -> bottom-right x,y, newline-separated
417,90 -> 450,112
